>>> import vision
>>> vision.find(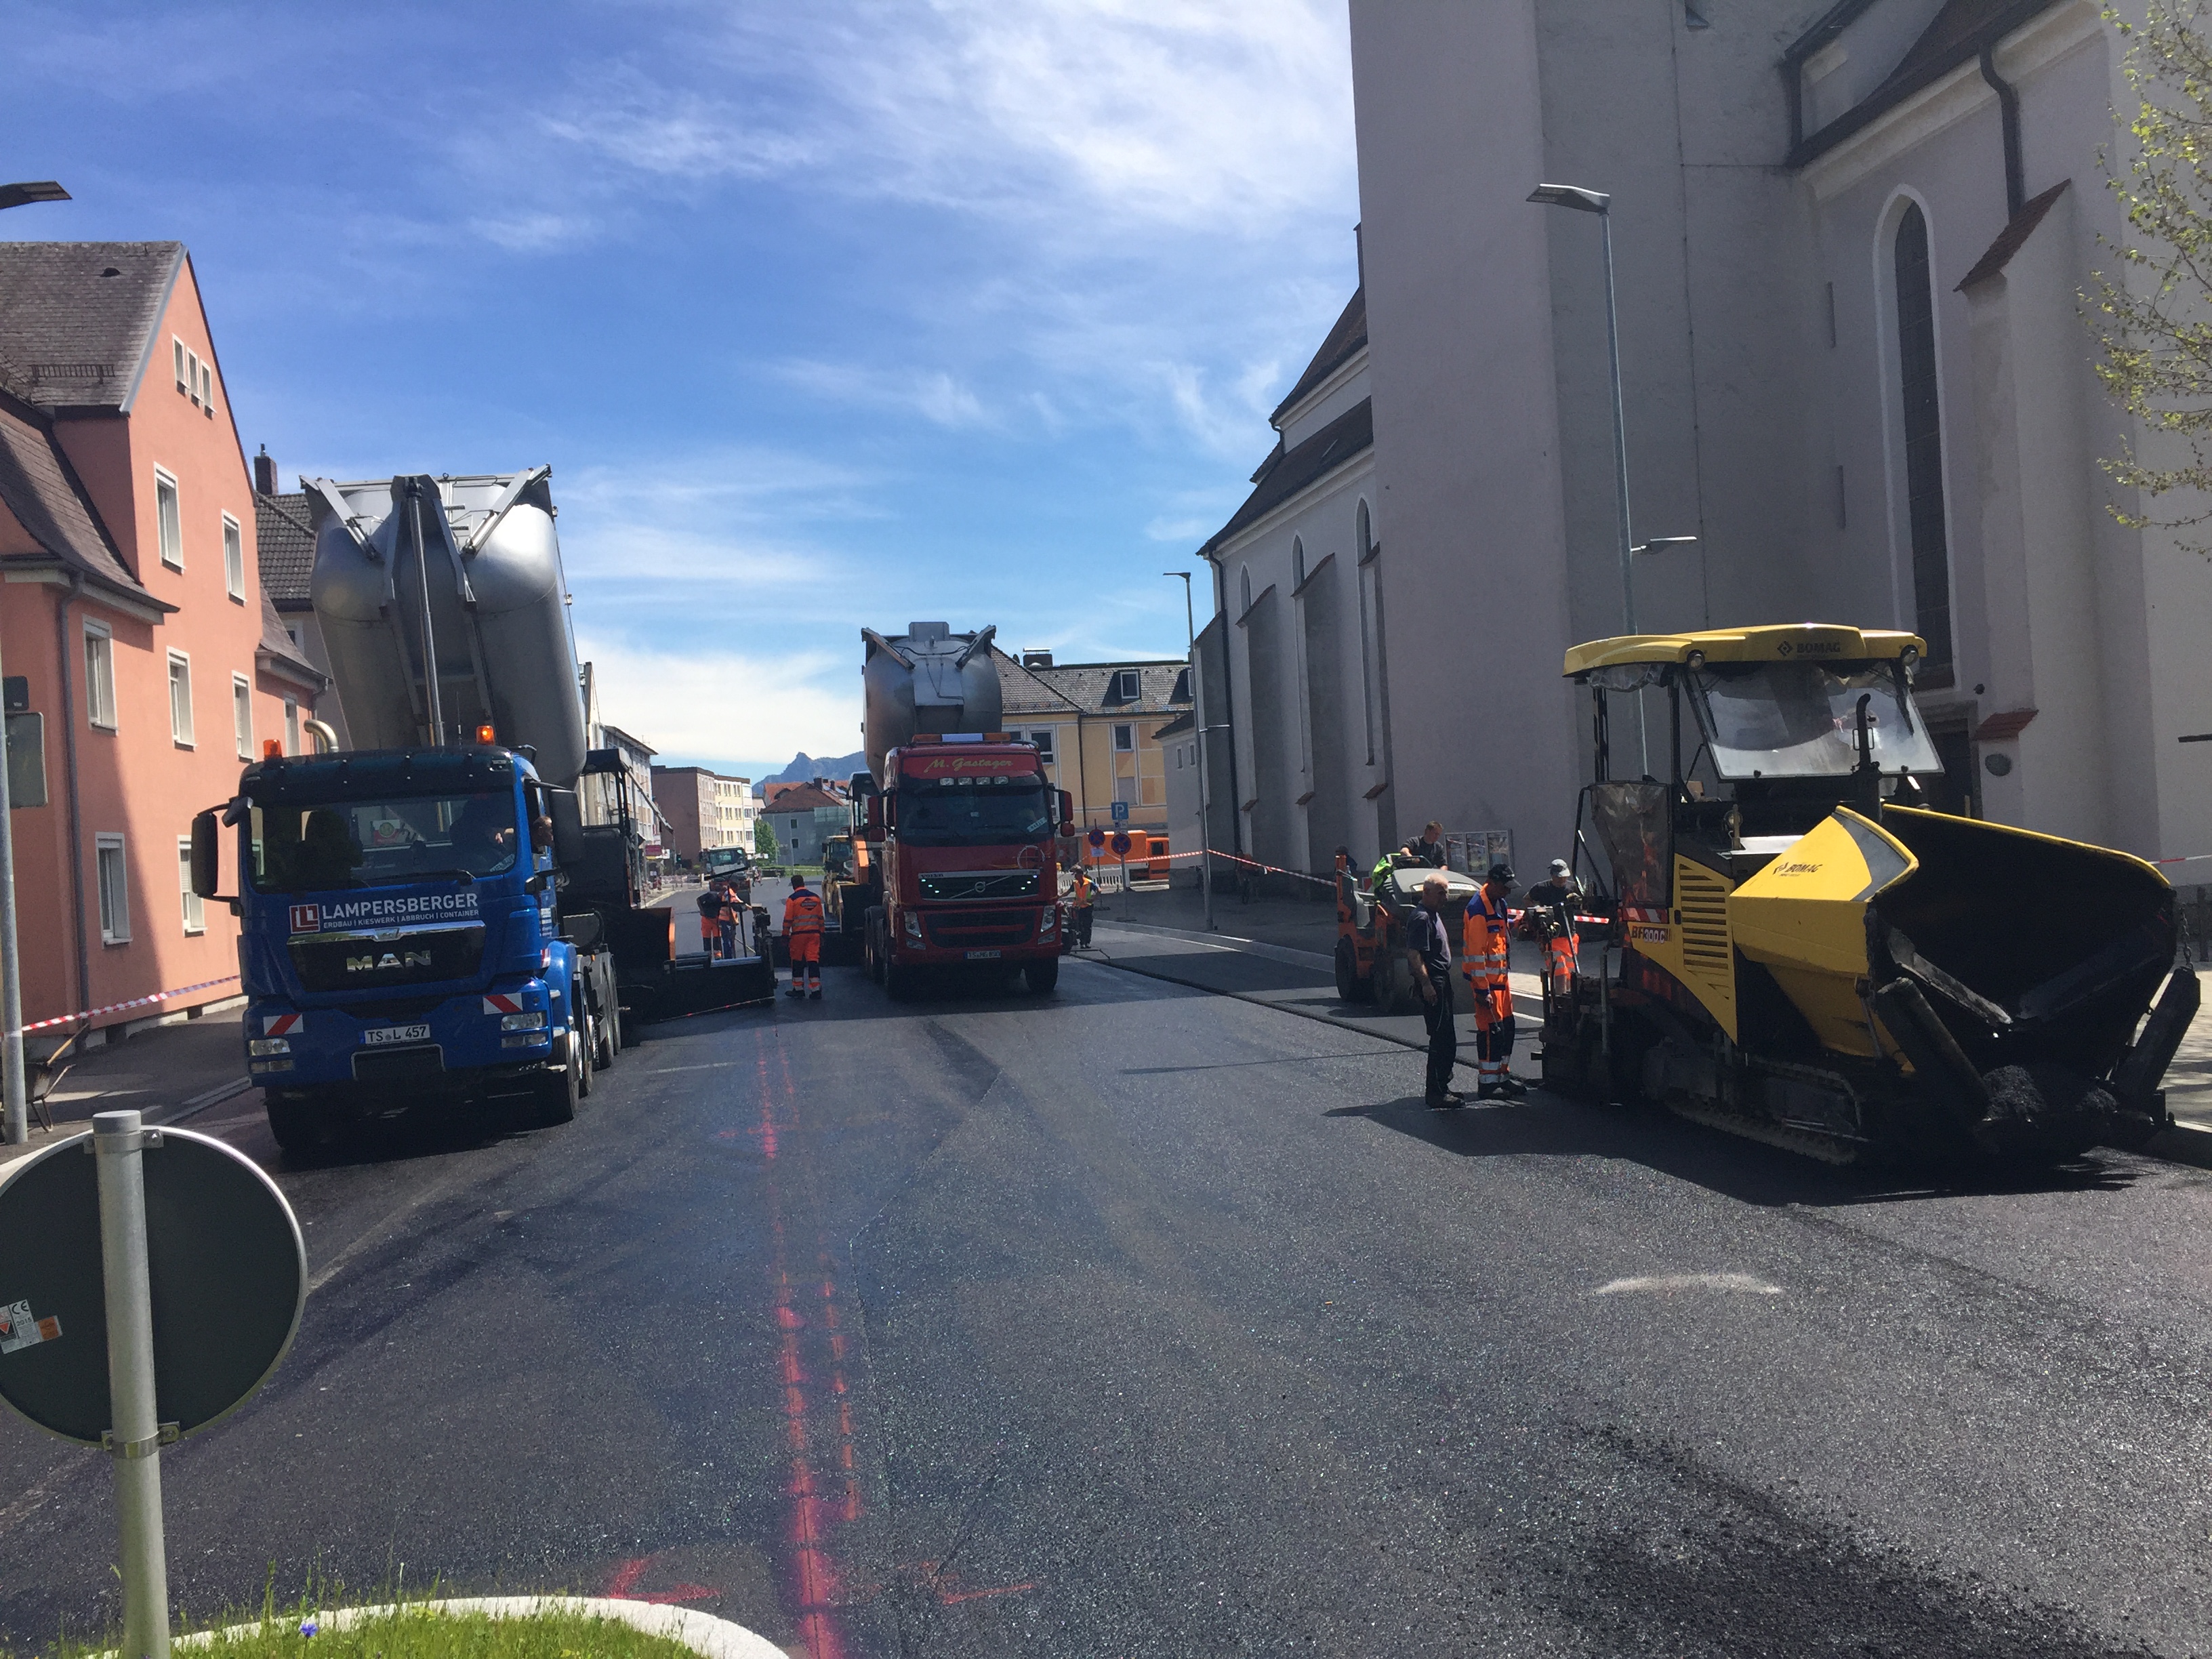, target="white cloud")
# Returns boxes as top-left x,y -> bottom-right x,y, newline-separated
775,361 -> 994,430
576,633 -> 861,773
